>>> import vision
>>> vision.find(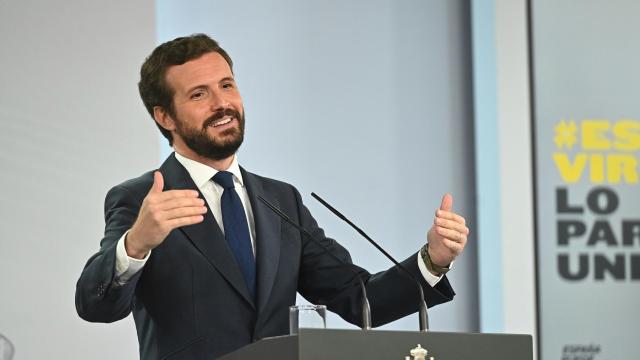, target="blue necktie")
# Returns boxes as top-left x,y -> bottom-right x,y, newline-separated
212,171 -> 256,300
